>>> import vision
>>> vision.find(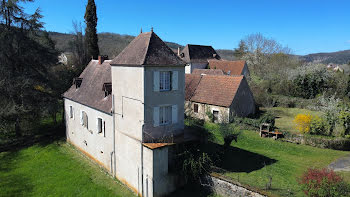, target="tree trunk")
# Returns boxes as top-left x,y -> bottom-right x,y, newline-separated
15,116 -> 21,136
